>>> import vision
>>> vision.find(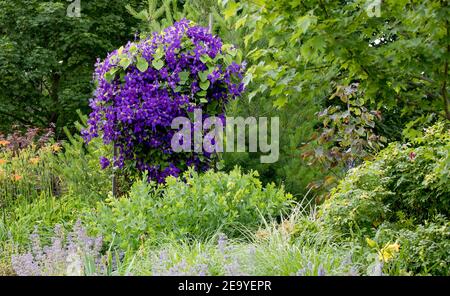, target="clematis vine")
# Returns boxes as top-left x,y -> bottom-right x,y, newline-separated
82,19 -> 244,182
